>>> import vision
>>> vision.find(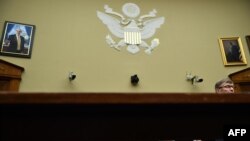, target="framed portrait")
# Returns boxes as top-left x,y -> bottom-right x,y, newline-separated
0,21 -> 35,58
218,37 -> 247,66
